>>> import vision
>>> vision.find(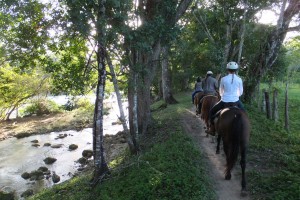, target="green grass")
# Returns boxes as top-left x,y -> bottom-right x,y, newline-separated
29,92 -> 216,200
247,83 -> 300,200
